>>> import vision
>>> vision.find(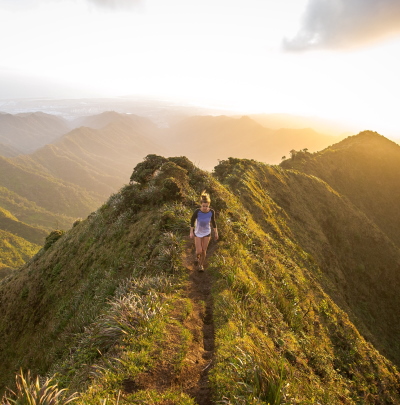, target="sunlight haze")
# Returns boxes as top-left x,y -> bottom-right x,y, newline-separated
1,0 -> 400,138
